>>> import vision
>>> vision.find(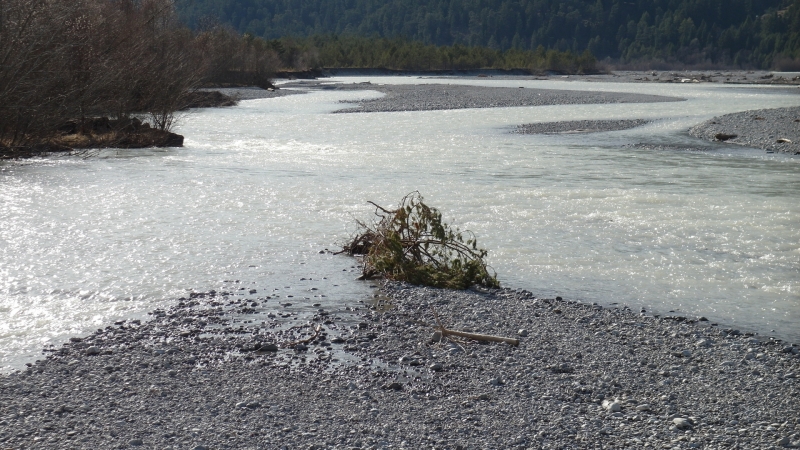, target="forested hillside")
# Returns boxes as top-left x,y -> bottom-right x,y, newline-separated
176,0 -> 800,68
